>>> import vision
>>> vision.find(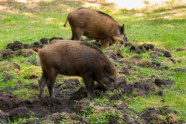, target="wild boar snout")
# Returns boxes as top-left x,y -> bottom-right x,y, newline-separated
100,76 -> 117,90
